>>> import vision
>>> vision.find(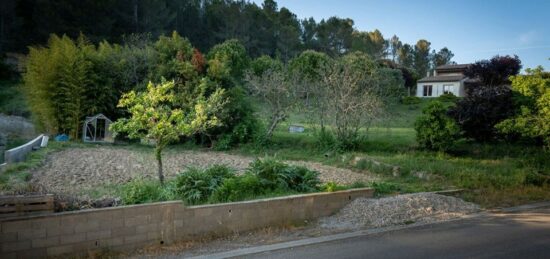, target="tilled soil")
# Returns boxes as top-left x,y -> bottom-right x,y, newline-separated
30,146 -> 376,200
